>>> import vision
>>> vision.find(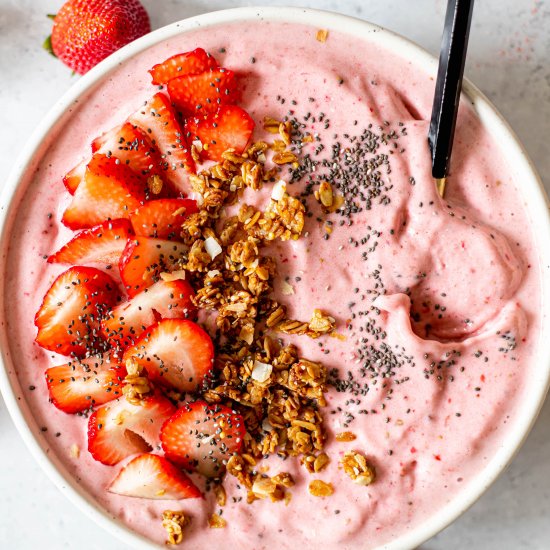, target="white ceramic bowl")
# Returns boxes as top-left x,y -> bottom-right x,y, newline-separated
1,7 -> 549,549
